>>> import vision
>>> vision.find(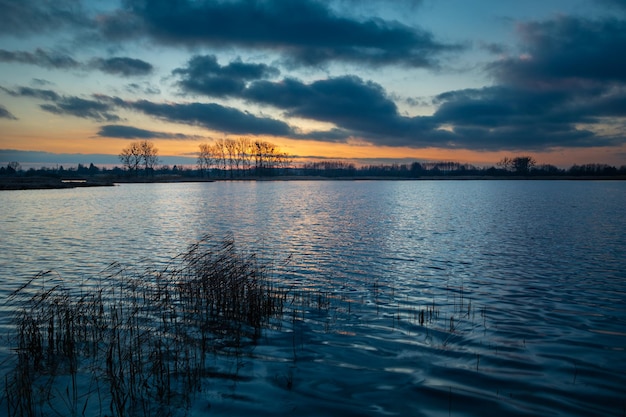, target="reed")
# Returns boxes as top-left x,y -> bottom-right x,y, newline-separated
2,235 -> 291,417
